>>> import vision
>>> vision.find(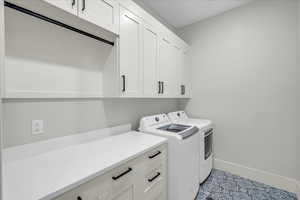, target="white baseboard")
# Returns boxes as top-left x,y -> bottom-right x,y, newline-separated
214,158 -> 299,194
